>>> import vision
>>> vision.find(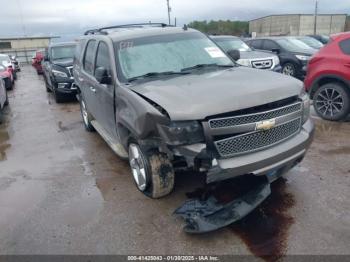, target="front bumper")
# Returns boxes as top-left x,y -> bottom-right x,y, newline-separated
55,78 -> 77,95
176,119 -> 314,183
